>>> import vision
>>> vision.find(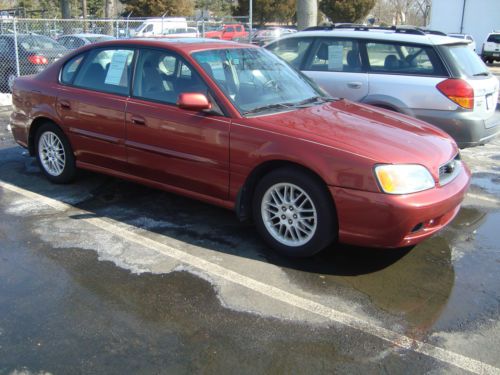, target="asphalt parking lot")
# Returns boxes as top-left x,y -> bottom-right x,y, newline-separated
0,65 -> 499,374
